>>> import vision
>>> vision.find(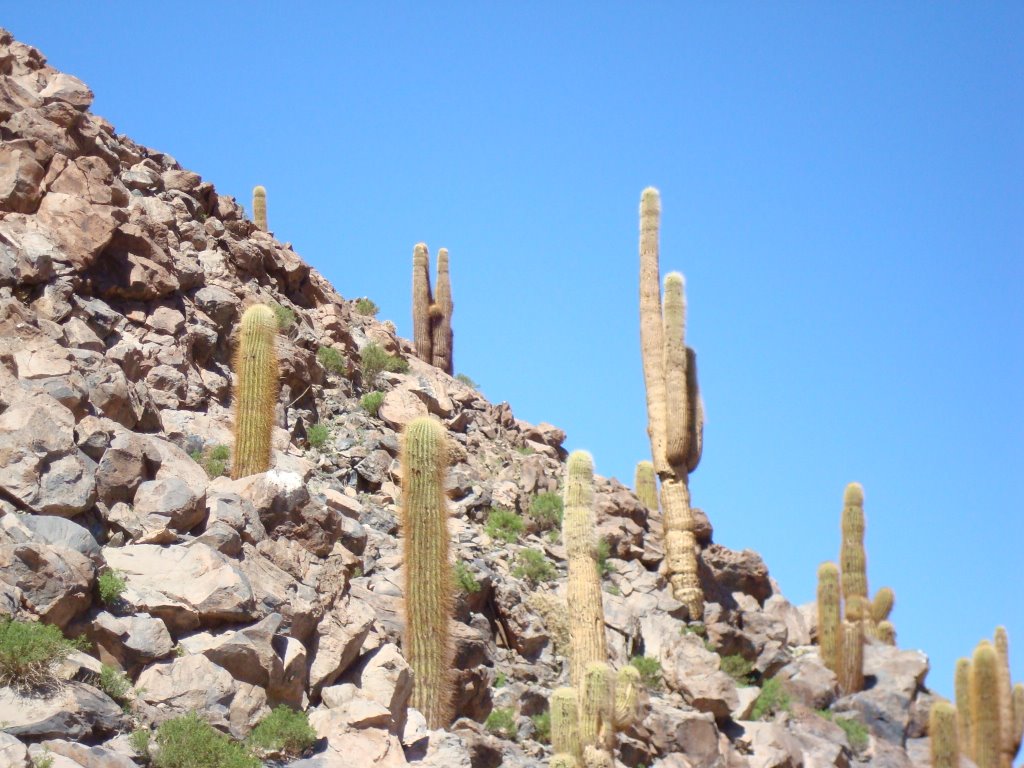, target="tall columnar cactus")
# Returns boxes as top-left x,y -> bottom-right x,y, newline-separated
400,416 -> 454,729
995,626 -> 1013,768
563,451 -> 608,688
634,460 -> 658,512
252,185 -> 267,231
412,243 -> 433,364
839,482 -> 867,602
637,188 -> 704,618
816,562 -> 841,674
971,640 -> 1002,768
550,687 -> 582,766
838,619 -> 864,694
955,657 -> 973,751
231,304 -> 279,479
1013,684 -> 1024,759
929,701 -> 960,768
430,247 -> 454,375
